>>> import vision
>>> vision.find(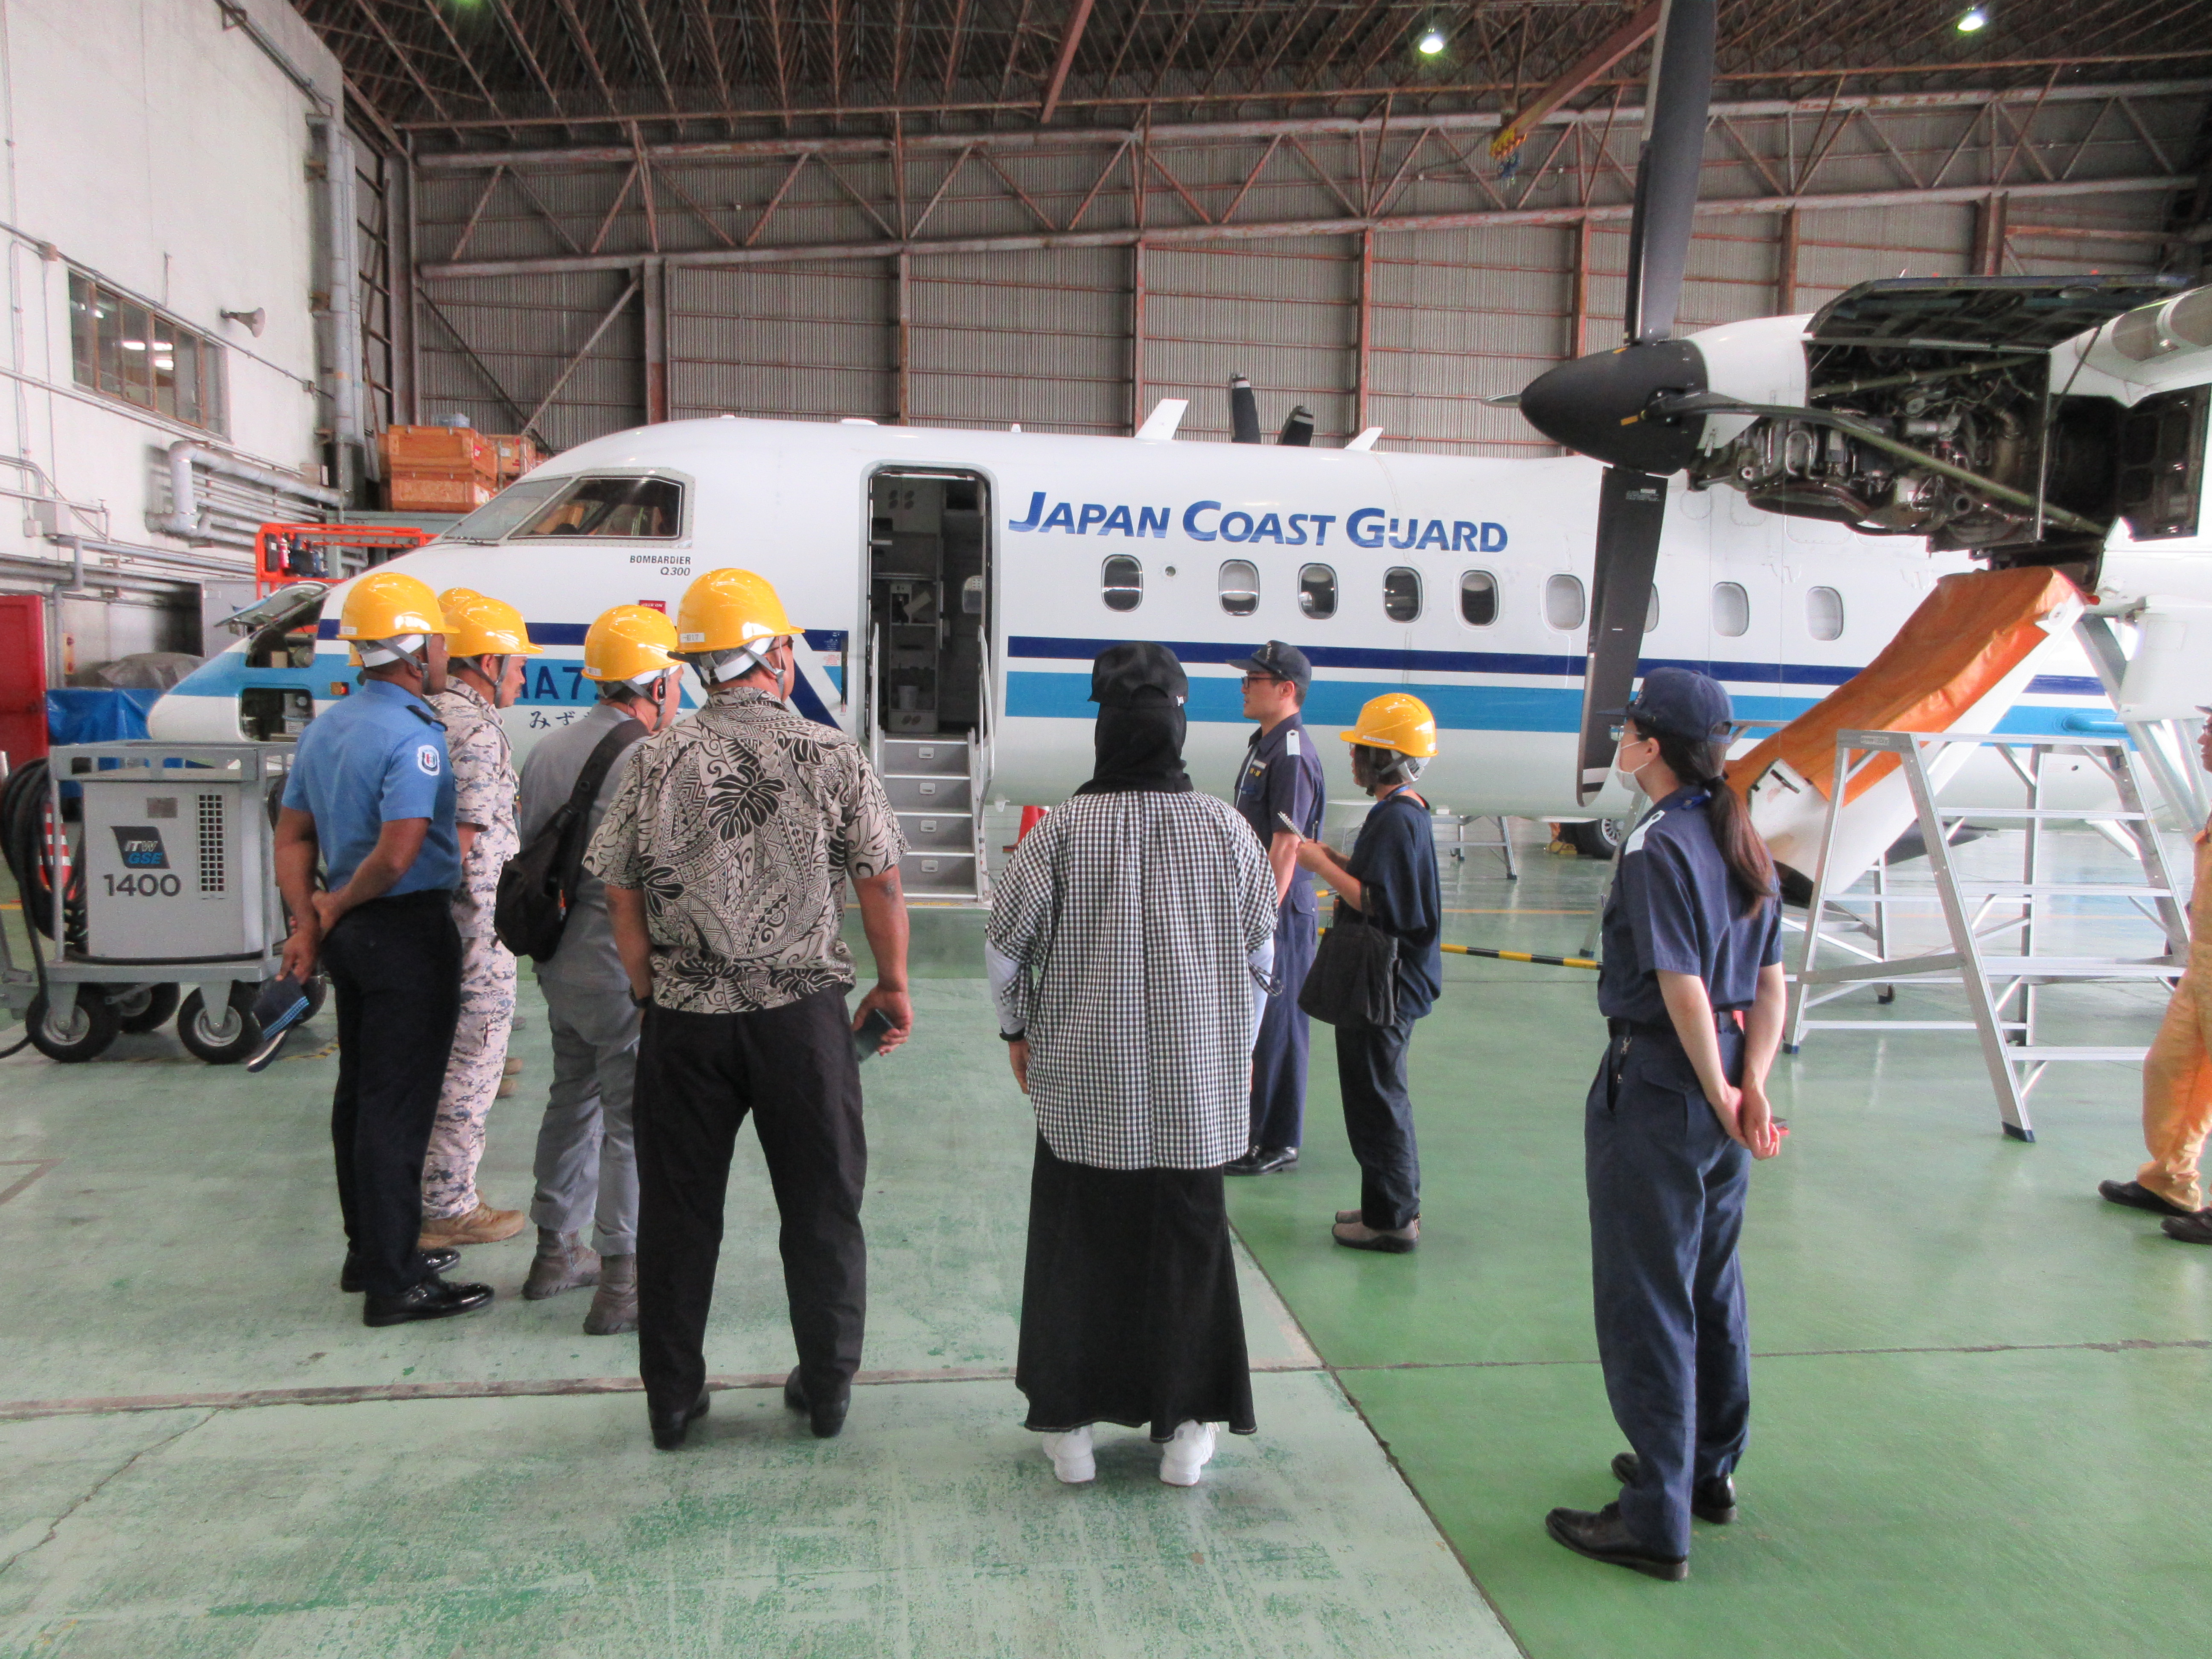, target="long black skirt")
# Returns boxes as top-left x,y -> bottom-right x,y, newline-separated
1016,1135 -> 1257,1441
